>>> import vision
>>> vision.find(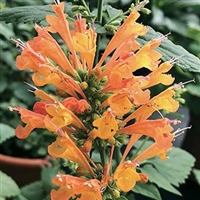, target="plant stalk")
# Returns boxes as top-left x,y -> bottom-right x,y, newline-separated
94,0 -> 104,65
